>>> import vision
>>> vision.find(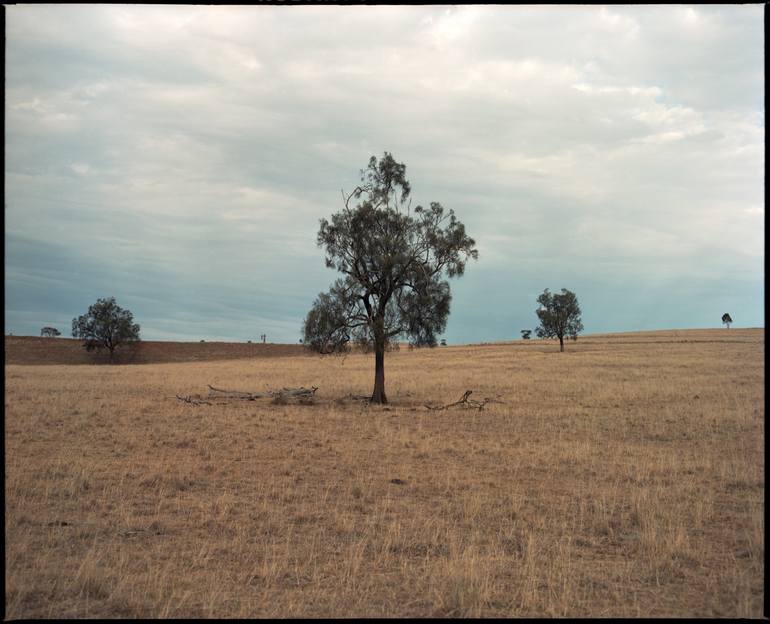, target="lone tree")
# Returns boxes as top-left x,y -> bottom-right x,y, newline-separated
535,288 -> 583,352
303,152 -> 478,404
40,327 -> 61,337
520,329 -> 532,340
721,313 -> 733,329
72,297 -> 140,361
